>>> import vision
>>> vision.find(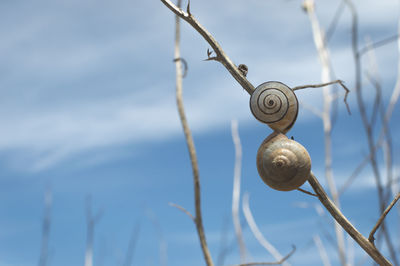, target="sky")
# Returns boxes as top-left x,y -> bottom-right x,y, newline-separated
0,0 -> 399,265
